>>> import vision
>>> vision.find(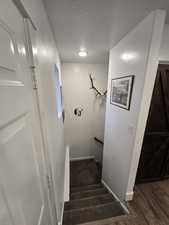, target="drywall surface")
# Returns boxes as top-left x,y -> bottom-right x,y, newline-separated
159,24 -> 169,62
20,0 -> 65,223
102,10 -> 165,201
62,63 -> 108,160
